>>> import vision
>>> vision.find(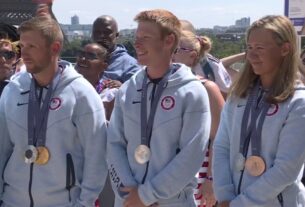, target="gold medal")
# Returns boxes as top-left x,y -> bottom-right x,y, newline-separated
35,146 -> 50,165
134,145 -> 151,164
245,155 -> 265,176
24,145 -> 38,164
